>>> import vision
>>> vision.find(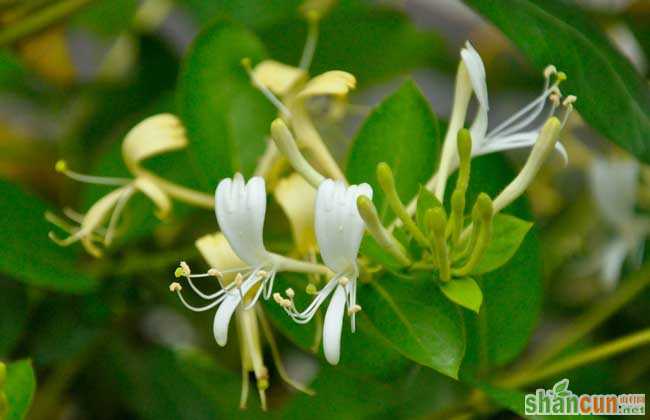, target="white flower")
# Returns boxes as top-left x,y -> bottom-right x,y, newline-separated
460,41 -> 568,161
589,158 -> 649,289
278,179 -> 372,365
172,173 -> 329,347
